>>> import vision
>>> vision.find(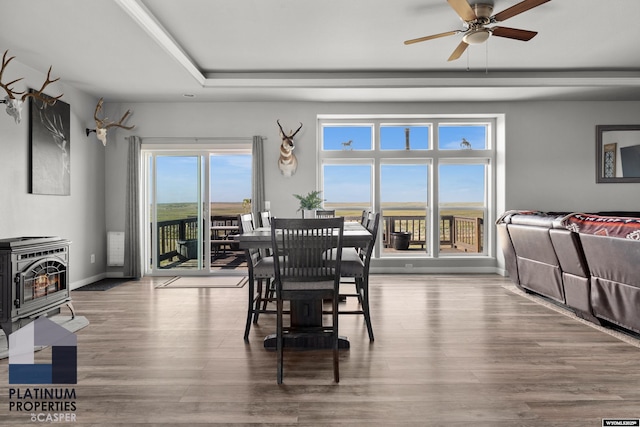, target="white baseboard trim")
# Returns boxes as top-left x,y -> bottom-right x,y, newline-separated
70,273 -> 106,290
369,266 -> 502,275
